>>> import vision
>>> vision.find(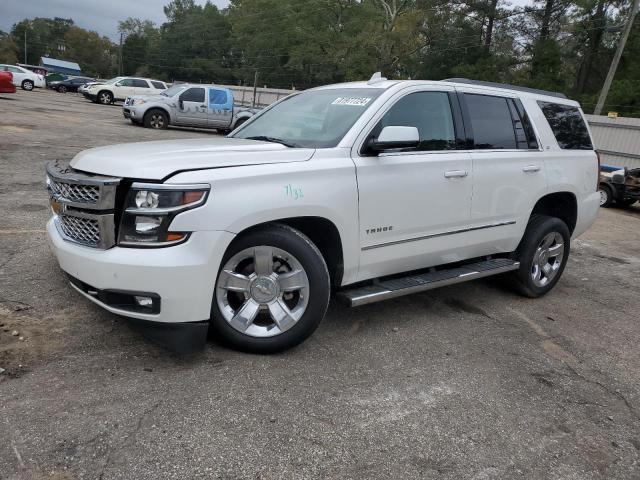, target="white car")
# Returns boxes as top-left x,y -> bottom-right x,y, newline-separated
83,77 -> 167,105
46,75 -> 600,353
0,64 -> 45,90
